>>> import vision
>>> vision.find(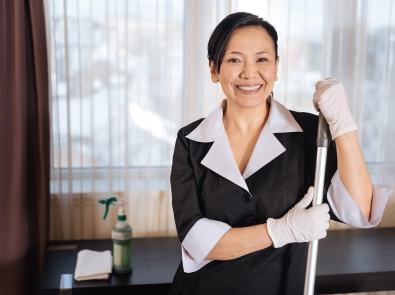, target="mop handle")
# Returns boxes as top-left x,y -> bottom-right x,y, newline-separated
303,112 -> 331,295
